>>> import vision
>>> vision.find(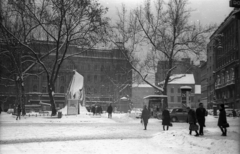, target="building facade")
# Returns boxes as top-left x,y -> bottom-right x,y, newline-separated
210,9 -> 240,109
131,84 -> 155,108
0,41 -> 132,111
155,58 -> 201,86
158,74 -> 200,108
200,61 -> 208,108
206,41 -> 216,109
